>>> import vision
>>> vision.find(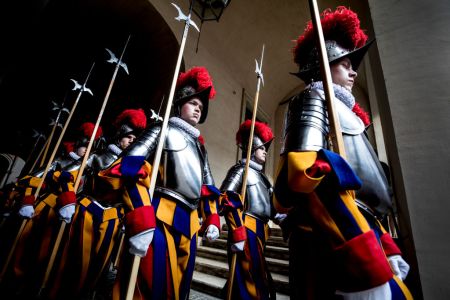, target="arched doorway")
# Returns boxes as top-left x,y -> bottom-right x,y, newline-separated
0,0 -> 182,159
